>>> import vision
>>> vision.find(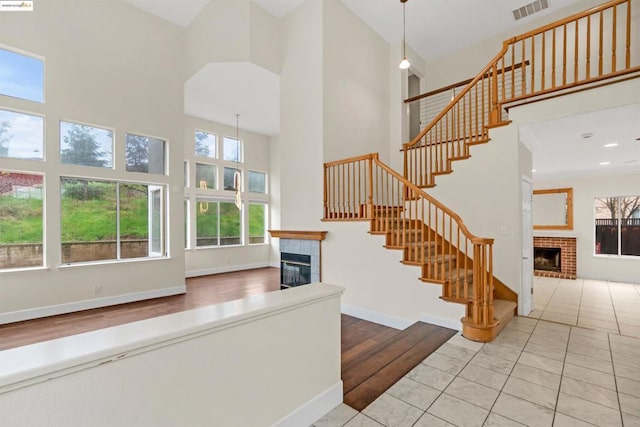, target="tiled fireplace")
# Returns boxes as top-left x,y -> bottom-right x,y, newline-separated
533,236 -> 577,279
269,230 -> 327,289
